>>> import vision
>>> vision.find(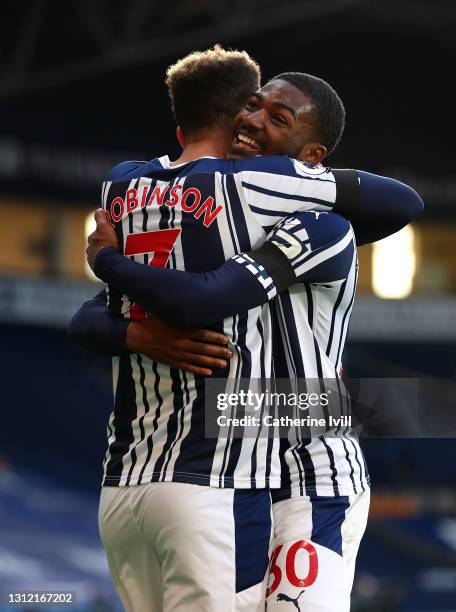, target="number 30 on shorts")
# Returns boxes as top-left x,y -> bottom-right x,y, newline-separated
266,540 -> 319,597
